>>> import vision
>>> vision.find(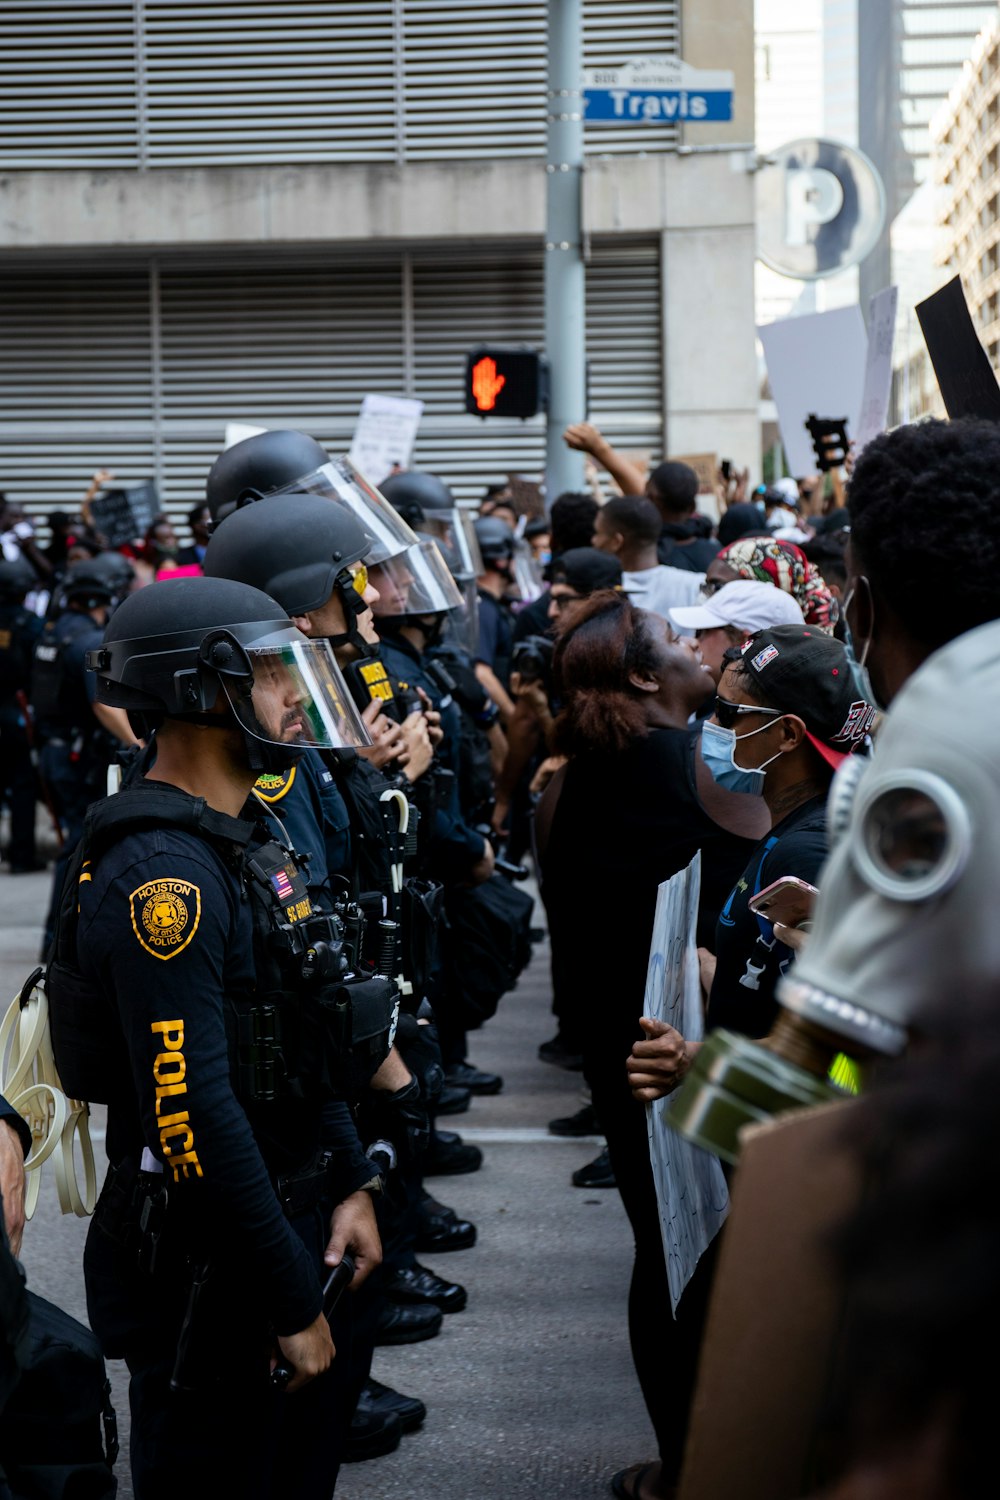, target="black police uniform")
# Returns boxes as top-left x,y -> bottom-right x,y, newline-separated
78,782 -> 379,1500
0,598 -> 43,870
